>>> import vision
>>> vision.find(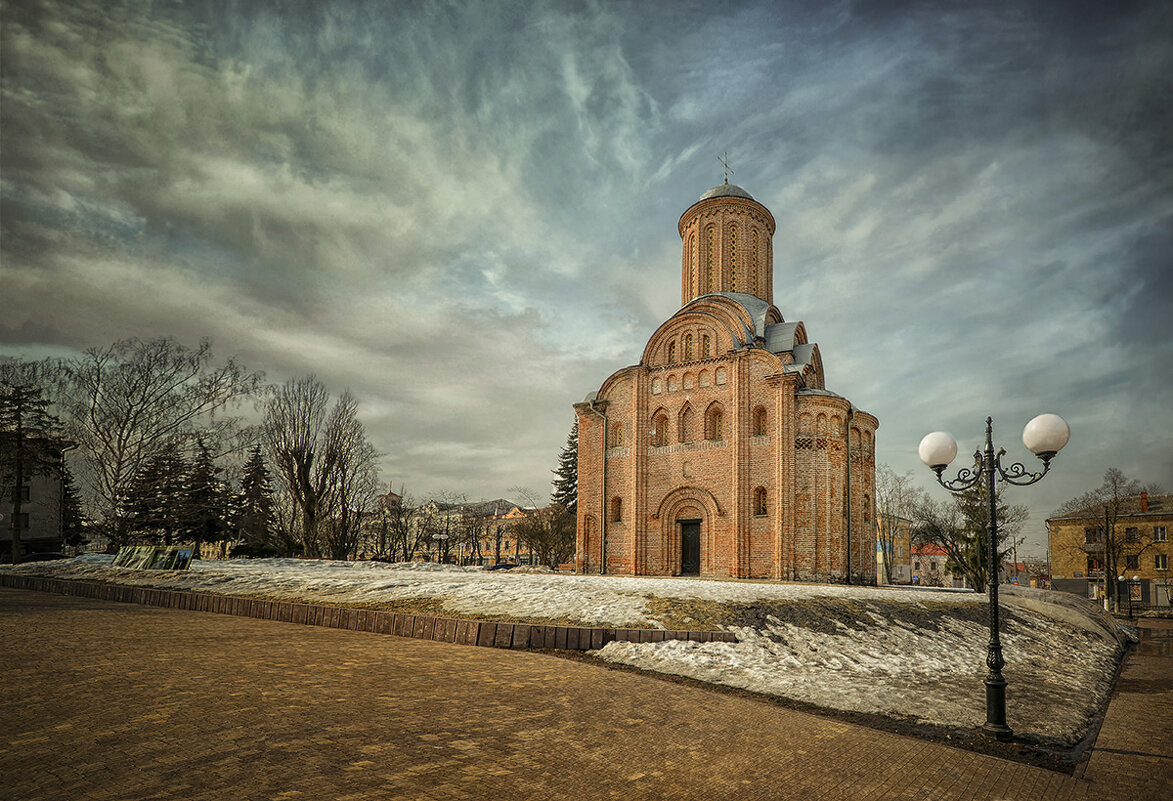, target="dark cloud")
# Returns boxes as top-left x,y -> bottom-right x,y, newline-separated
2,0 -> 1170,545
